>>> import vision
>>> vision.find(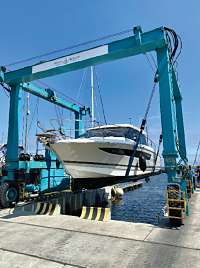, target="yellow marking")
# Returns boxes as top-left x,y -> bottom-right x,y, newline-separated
80,206 -> 110,221
103,208 -> 111,222
43,188 -> 71,195
88,207 -> 94,220
52,204 -> 60,215
184,199 -> 186,211
61,189 -> 71,193
43,191 -> 58,196
95,207 -> 102,221
48,203 -> 53,215
34,202 -> 41,214
80,206 -> 87,219
40,203 -> 48,215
